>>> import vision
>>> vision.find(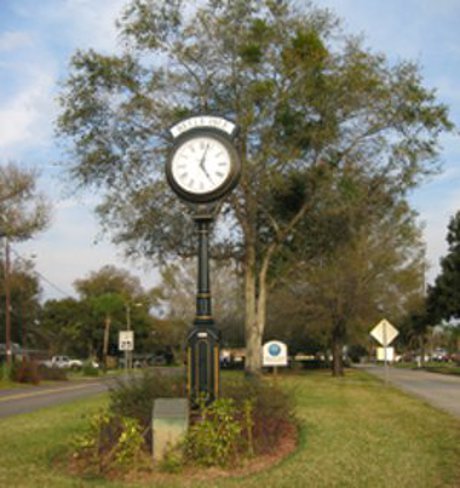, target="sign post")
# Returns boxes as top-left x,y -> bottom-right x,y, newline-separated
262,341 -> 288,377
370,319 -> 399,384
119,330 -> 134,374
